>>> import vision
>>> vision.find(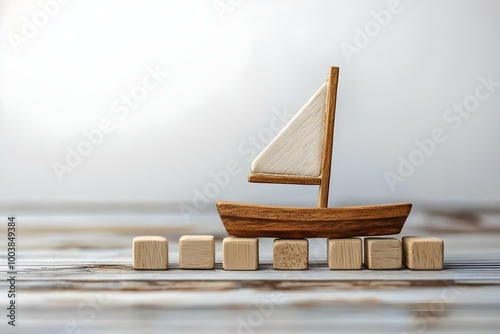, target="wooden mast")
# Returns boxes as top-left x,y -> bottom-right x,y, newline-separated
318,67 -> 339,208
